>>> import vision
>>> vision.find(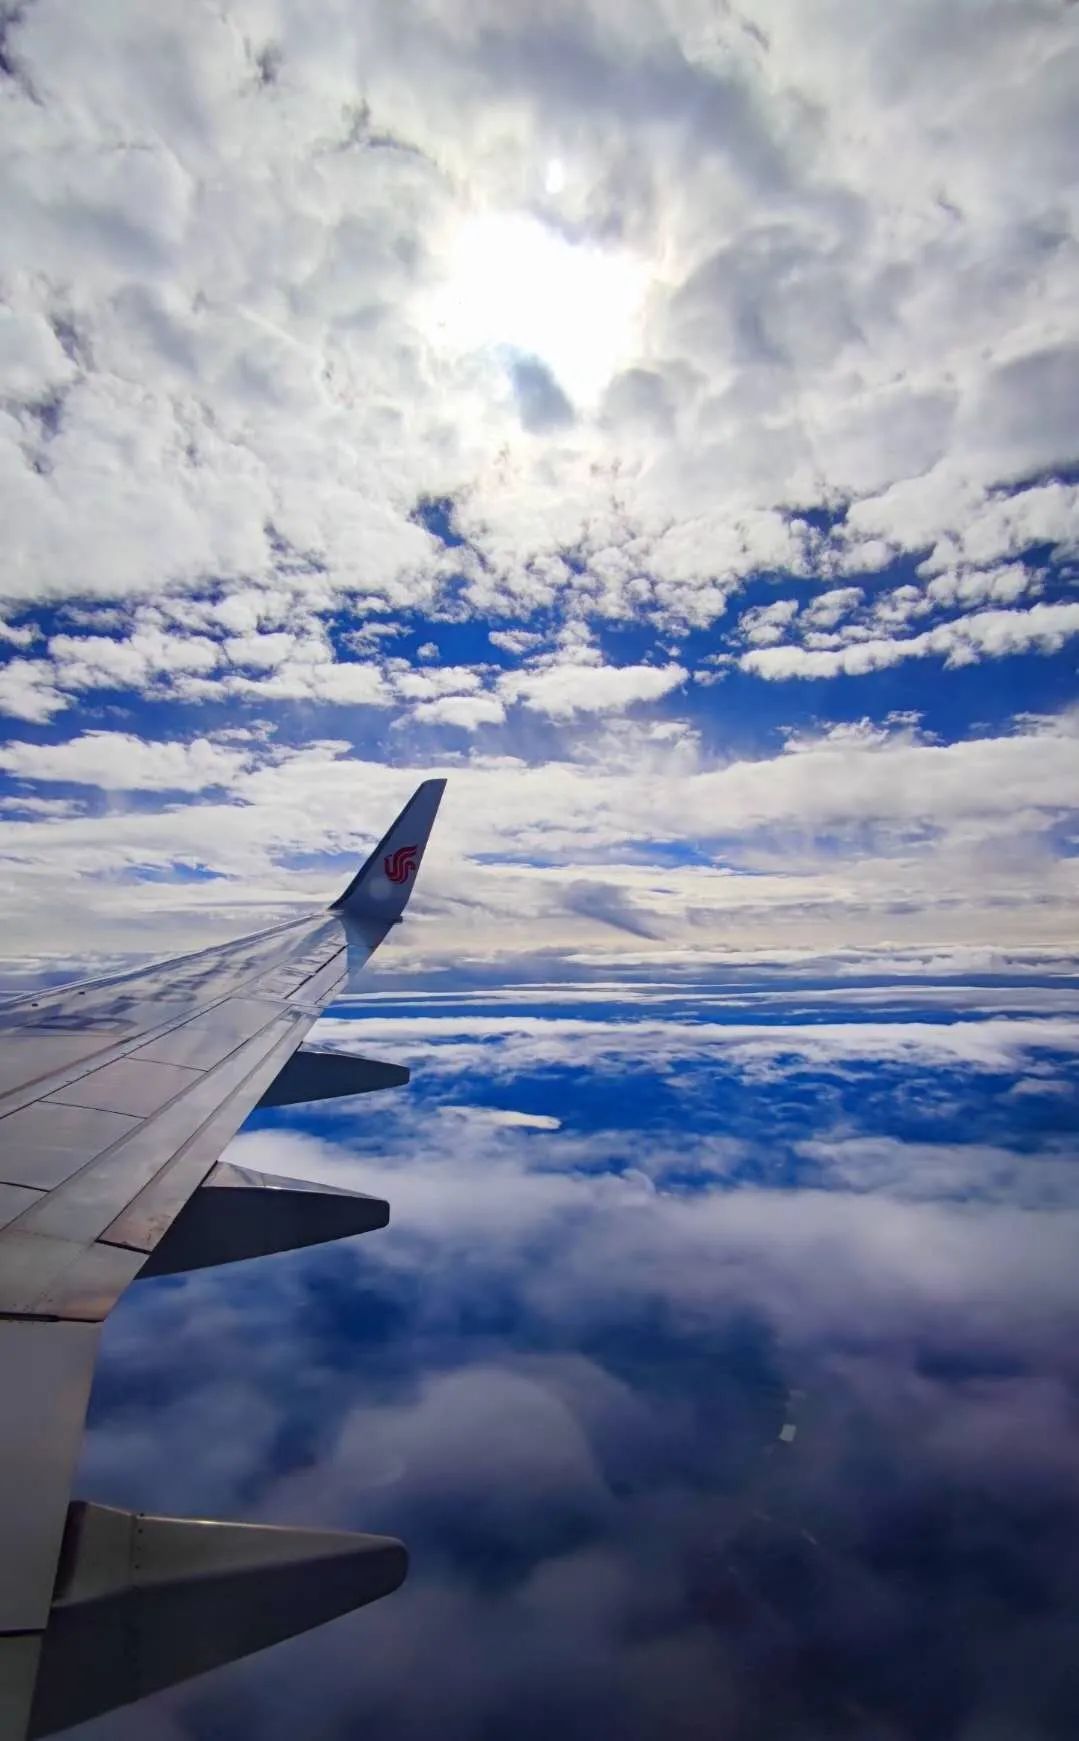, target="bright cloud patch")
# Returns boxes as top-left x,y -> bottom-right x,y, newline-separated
0,731 -> 254,791
430,211 -> 648,408
443,1105 -> 563,1131
743,601 -> 1079,680
502,662 -> 688,718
